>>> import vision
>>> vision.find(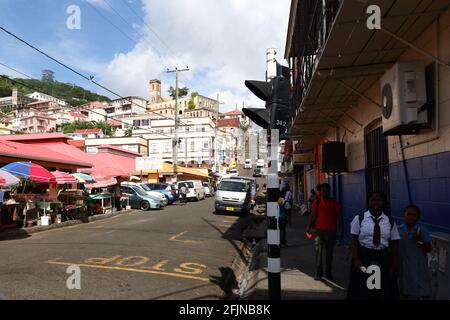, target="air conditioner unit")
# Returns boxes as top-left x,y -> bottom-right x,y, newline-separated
380,61 -> 429,135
